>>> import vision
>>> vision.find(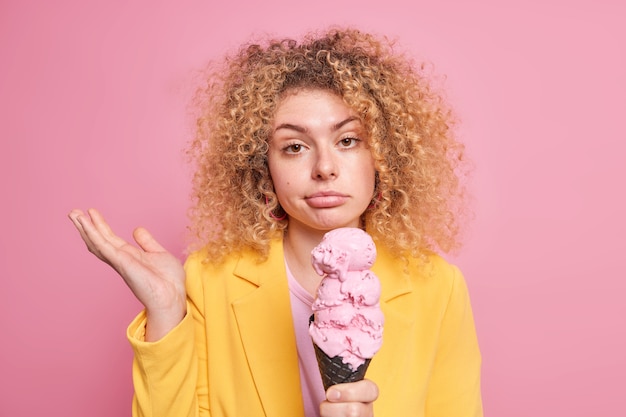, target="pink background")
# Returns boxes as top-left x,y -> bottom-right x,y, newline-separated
1,0 -> 624,415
